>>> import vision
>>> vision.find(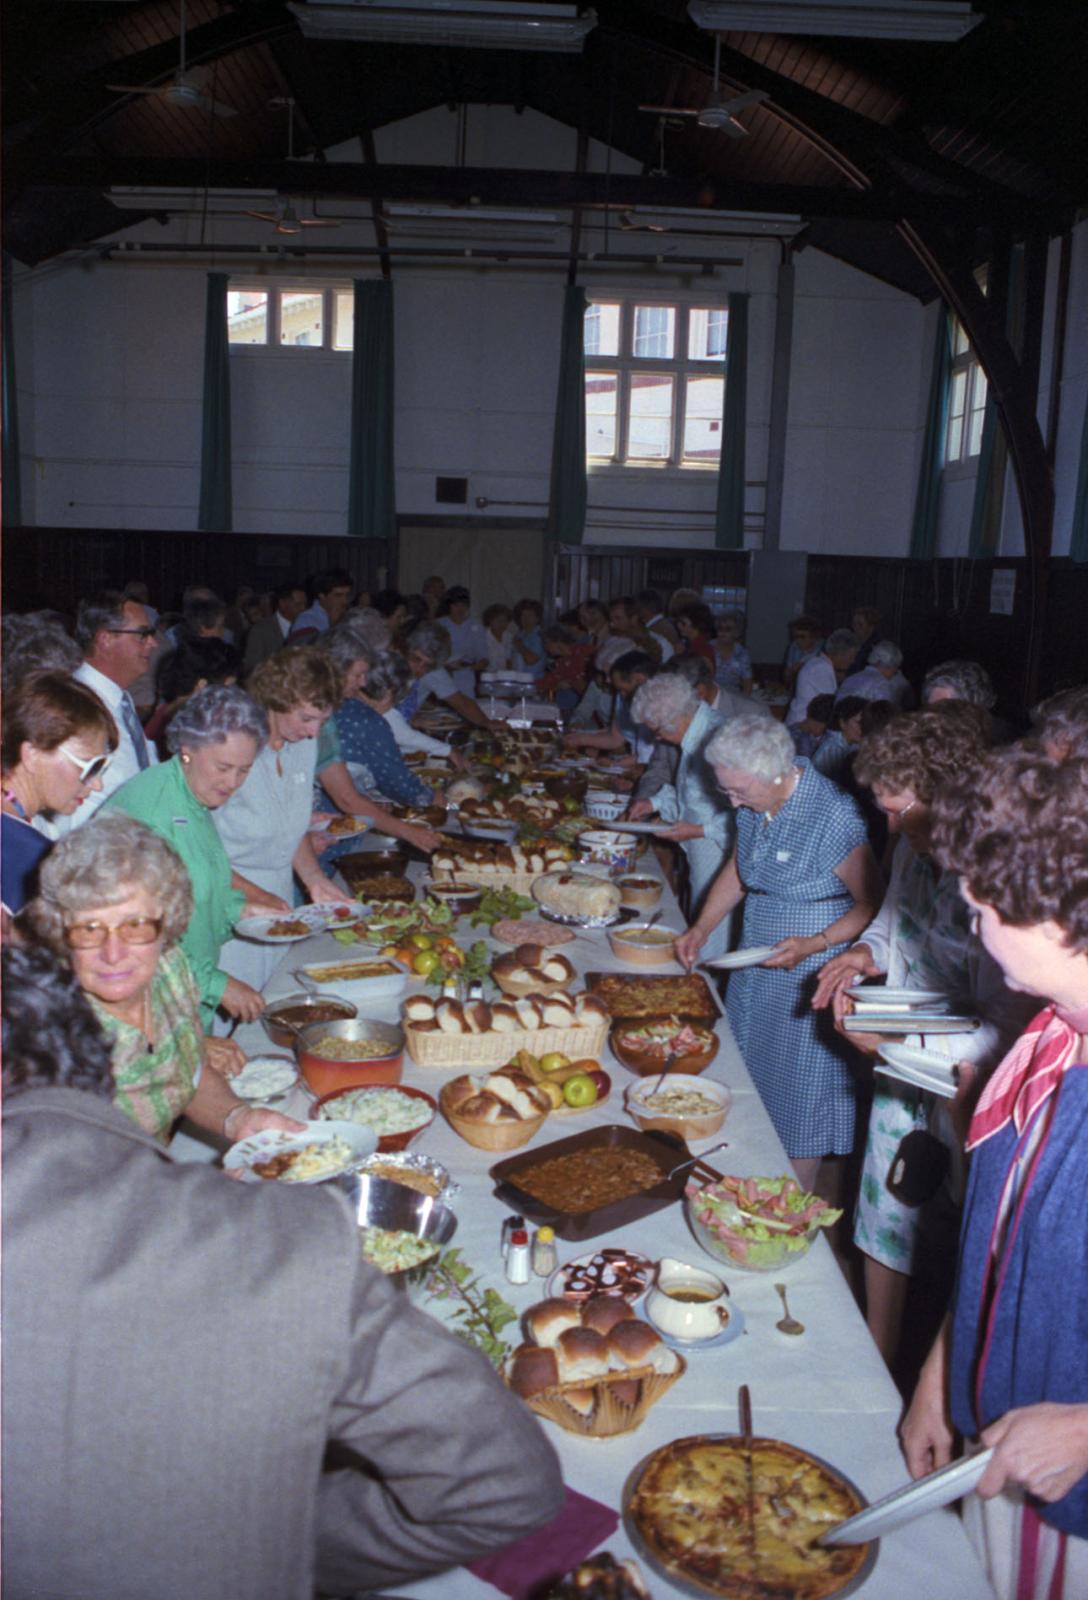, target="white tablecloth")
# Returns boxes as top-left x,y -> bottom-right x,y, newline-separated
178,845 -> 995,1600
